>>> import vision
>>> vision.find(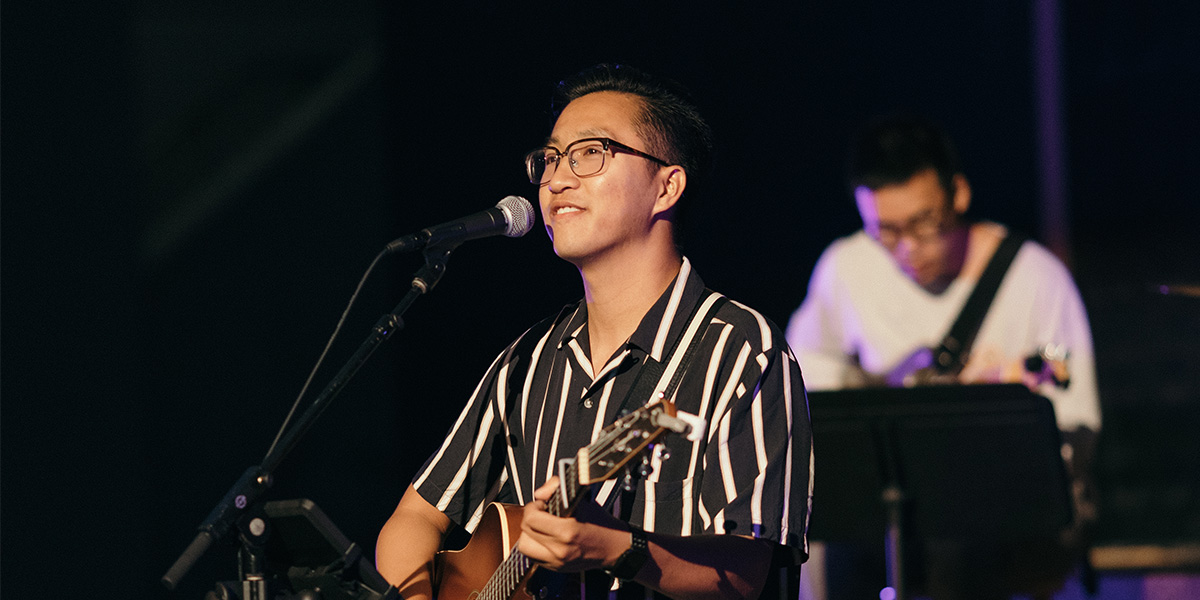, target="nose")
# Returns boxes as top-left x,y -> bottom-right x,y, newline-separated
891,235 -> 917,260
544,157 -> 580,195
